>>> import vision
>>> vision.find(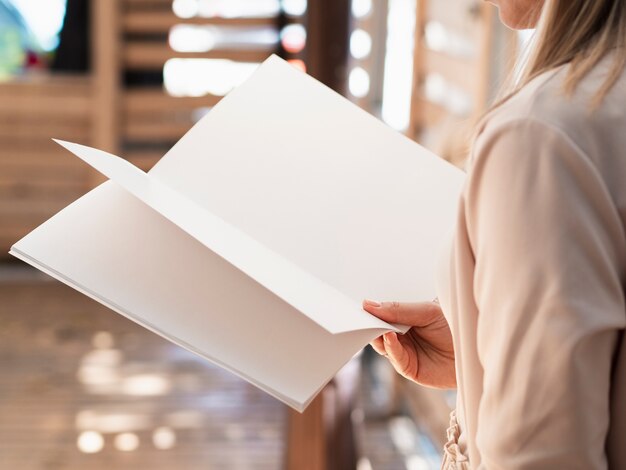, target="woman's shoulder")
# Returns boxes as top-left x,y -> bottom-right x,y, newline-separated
473,52 -> 626,169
